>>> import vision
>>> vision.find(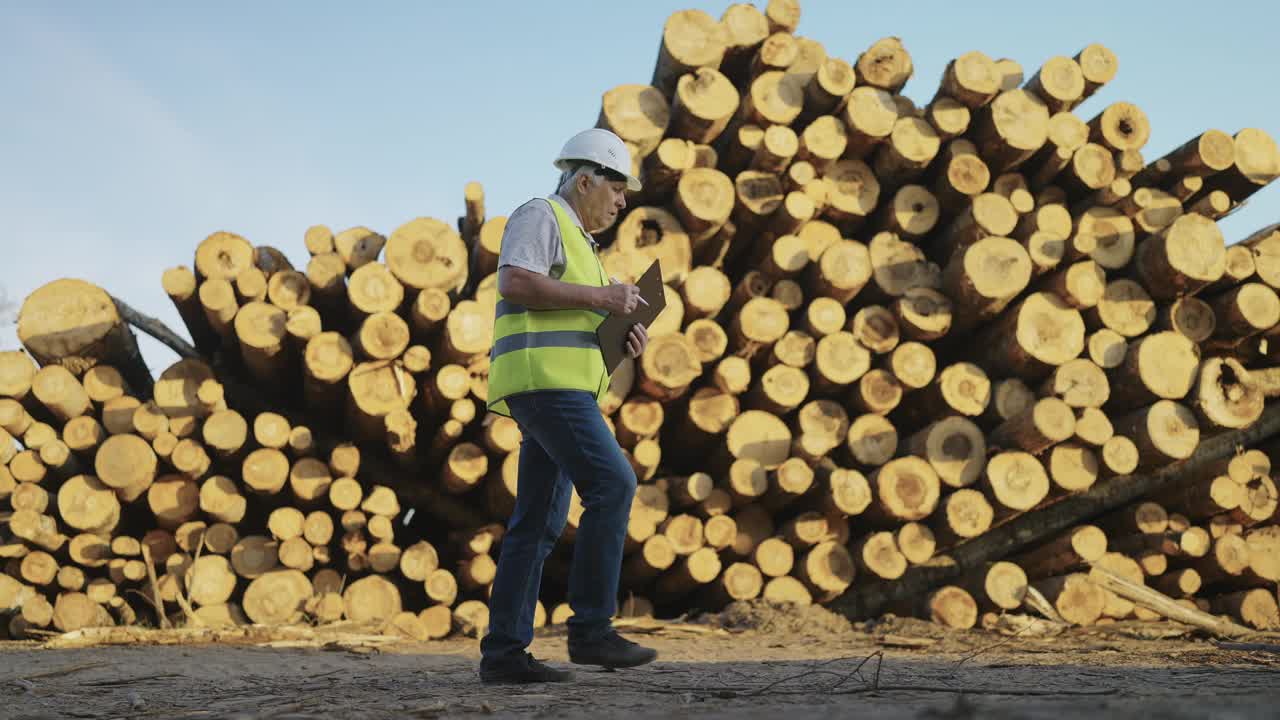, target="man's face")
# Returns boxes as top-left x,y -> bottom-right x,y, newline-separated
577,172 -> 628,234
